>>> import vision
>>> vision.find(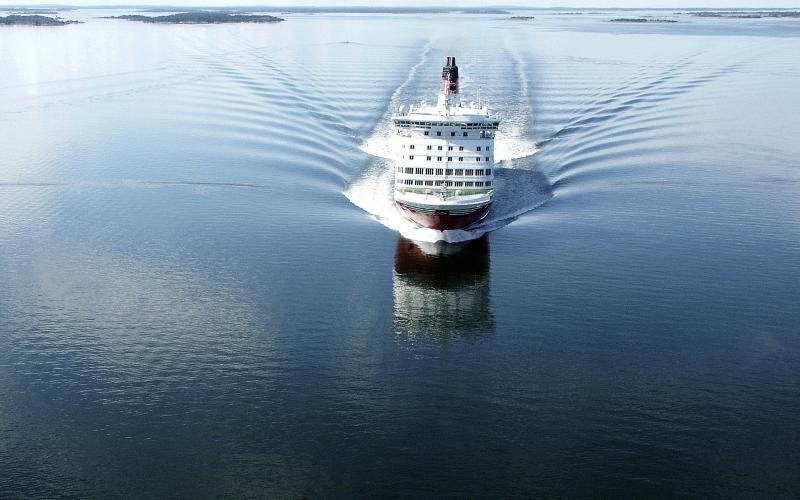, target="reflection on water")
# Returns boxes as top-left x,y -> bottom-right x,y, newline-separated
392,236 -> 494,347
